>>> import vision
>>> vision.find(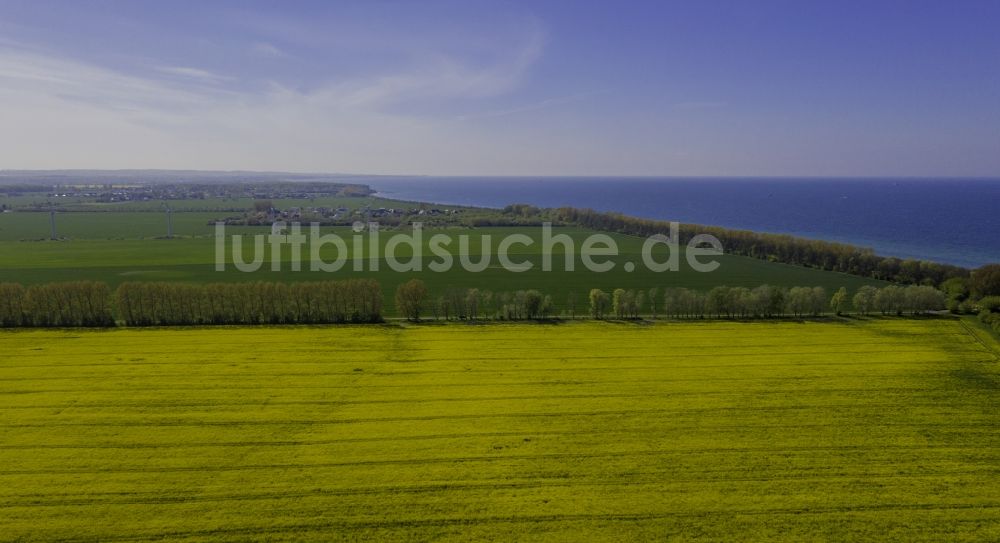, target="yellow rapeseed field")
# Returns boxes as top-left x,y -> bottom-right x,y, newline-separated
1,319 -> 998,541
